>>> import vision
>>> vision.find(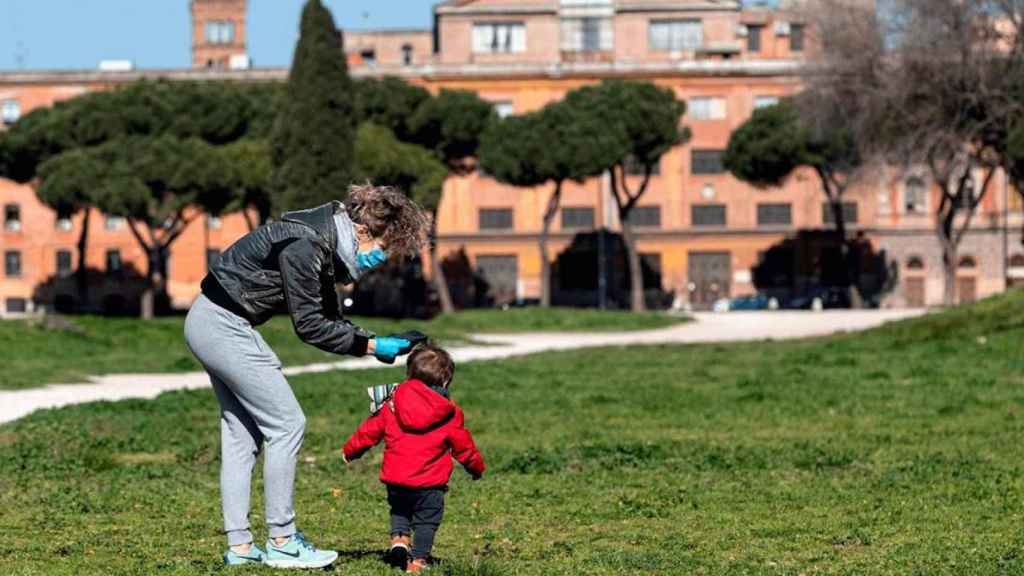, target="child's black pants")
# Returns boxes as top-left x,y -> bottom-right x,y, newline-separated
387,485 -> 445,559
